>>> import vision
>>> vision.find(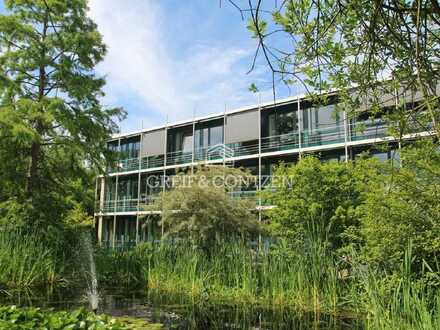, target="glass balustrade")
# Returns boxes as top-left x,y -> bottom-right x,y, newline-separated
226,142 -> 259,157
349,119 -> 388,141
117,158 -> 139,172
141,155 -> 165,169
301,125 -> 345,147
100,190 -> 272,213
104,120 -> 426,175
229,190 -> 258,201
115,199 -> 138,212
261,132 -> 299,153
166,150 -> 193,166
